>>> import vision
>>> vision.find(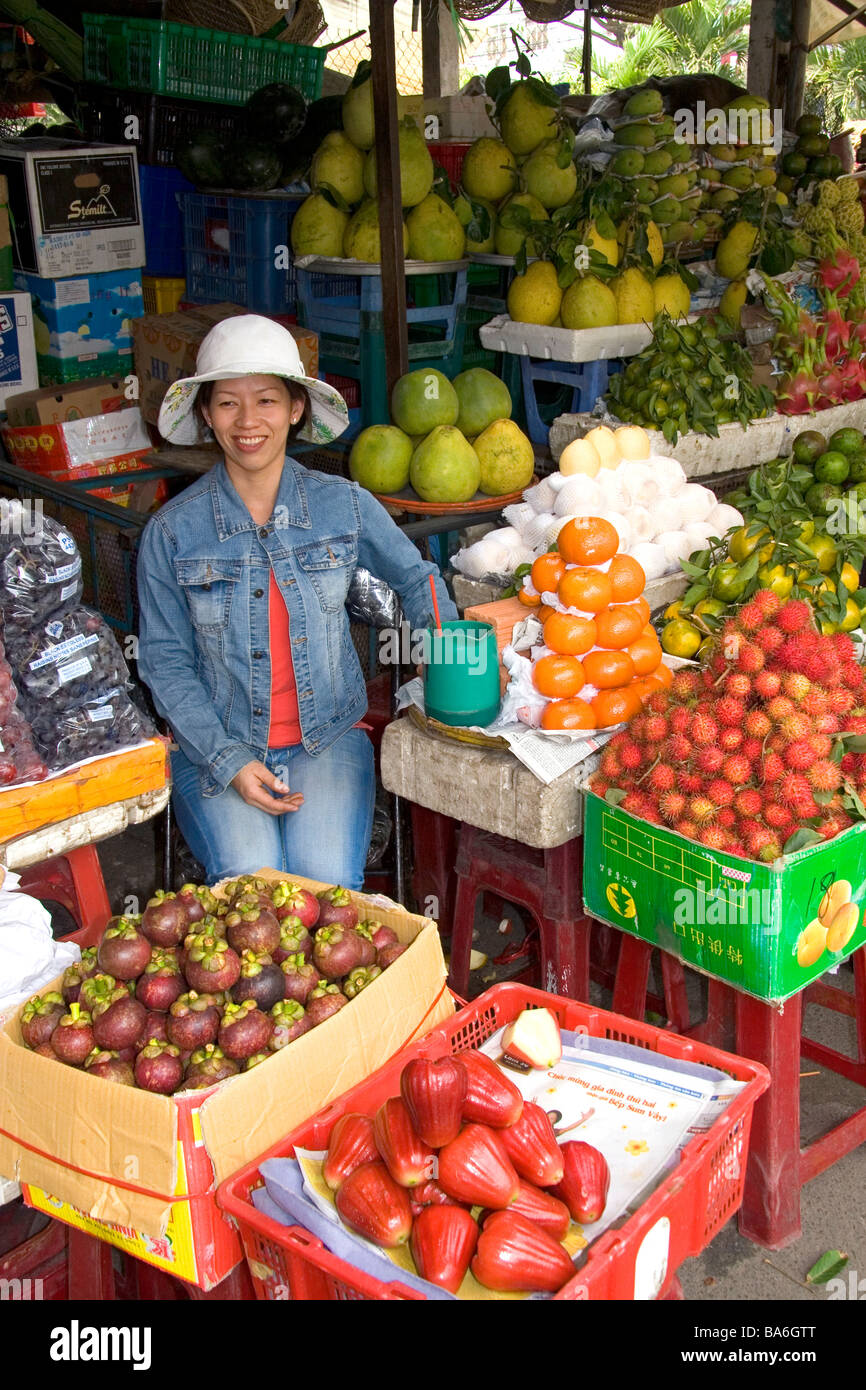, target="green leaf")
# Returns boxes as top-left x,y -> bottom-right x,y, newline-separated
806,1250 -> 848,1285
680,556 -> 710,579
515,52 -> 531,77
783,828 -> 824,854
839,734 -> 866,752
485,66 -> 512,102
683,581 -> 709,607
317,183 -> 352,214
604,788 -> 627,806
556,142 -> 574,170
515,243 -> 528,276
526,75 -> 561,109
